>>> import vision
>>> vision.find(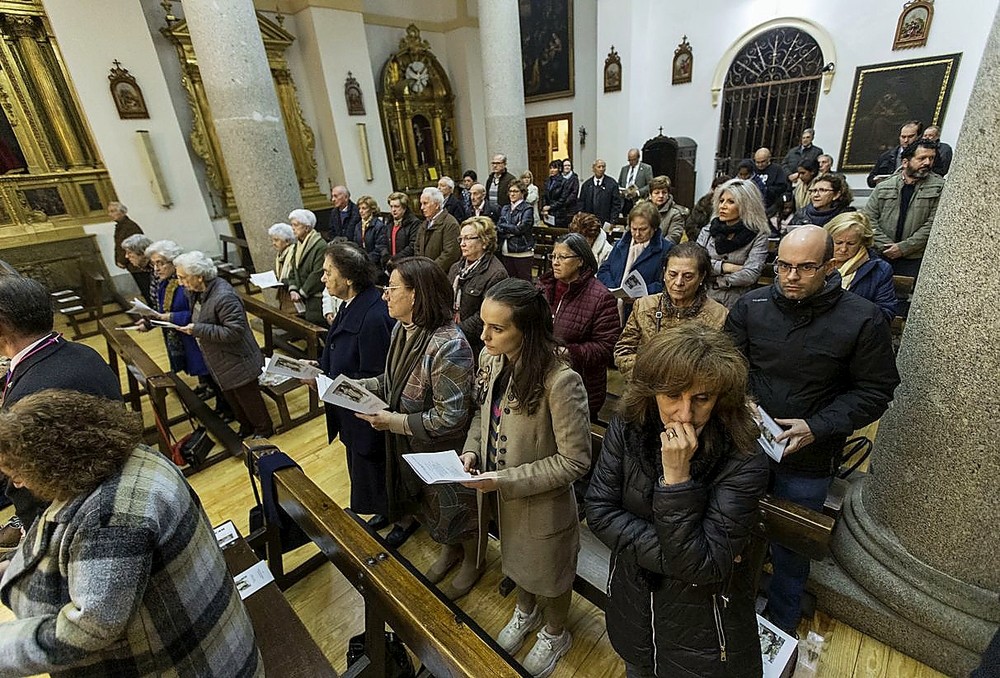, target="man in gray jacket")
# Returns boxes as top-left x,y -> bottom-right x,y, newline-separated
862,139 -> 943,278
